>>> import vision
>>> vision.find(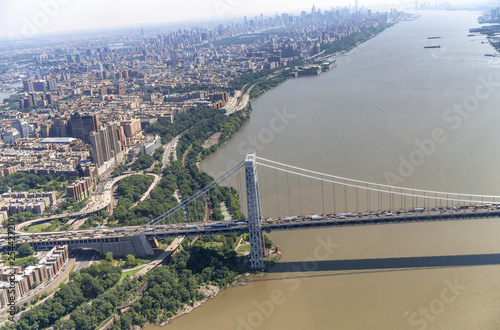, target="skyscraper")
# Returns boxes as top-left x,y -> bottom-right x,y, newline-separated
70,112 -> 100,143
50,117 -> 69,137
47,79 -> 57,91
11,119 -> 29,138
90,123 -> 124,168
33,81 -> 46,93
107,122 -> 122,159
23,80 -> 34,93
90,131 -> 105,167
